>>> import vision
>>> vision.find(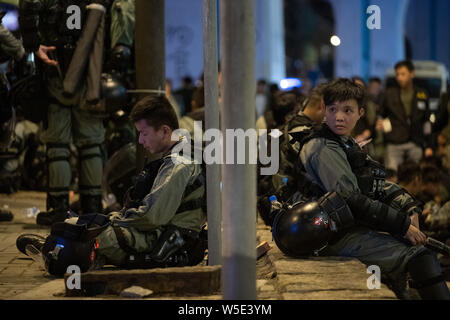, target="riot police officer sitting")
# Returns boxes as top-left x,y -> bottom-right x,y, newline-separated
16,95 -> 208,276
272,79 -> 449,300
